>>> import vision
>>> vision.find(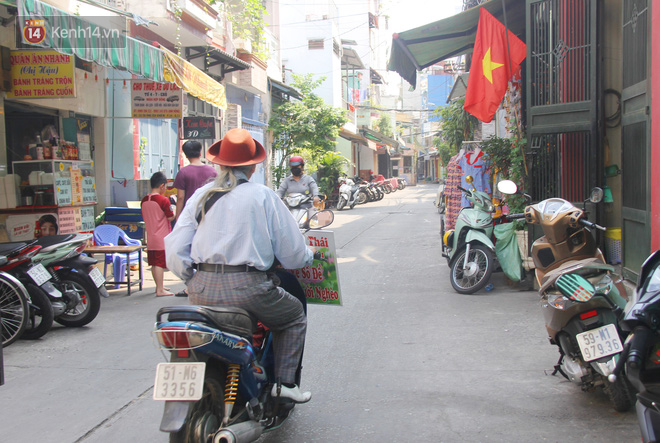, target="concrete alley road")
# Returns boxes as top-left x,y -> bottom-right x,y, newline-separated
0,184 -> 639,442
